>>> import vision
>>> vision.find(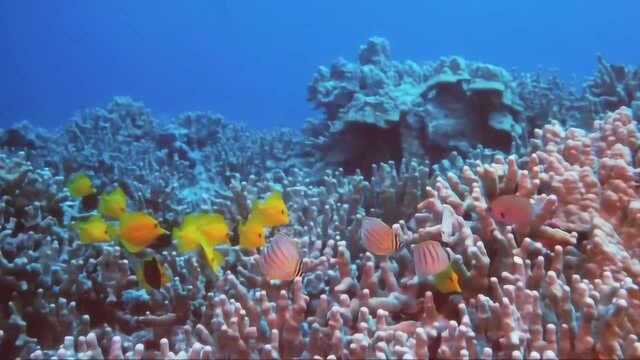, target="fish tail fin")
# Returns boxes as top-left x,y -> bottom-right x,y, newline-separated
201,243 -> 225,272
